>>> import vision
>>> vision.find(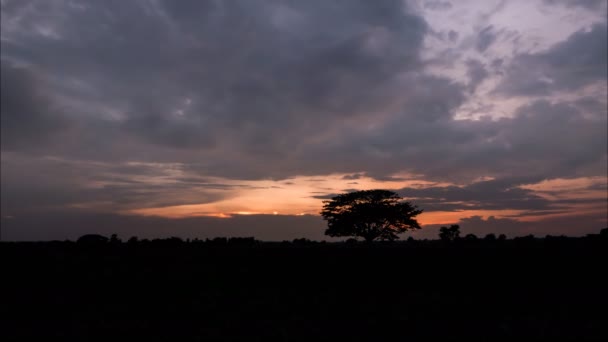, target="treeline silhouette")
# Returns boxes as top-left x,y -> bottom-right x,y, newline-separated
2,228 -> 607,341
